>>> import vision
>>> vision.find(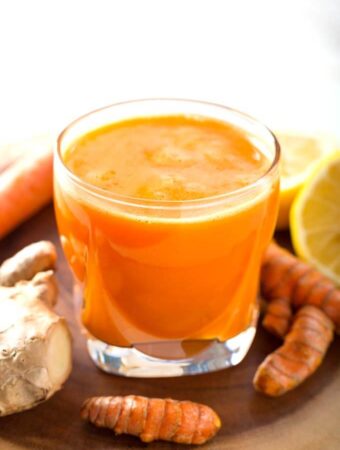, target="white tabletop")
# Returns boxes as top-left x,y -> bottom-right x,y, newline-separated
0,0 -> 339,143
